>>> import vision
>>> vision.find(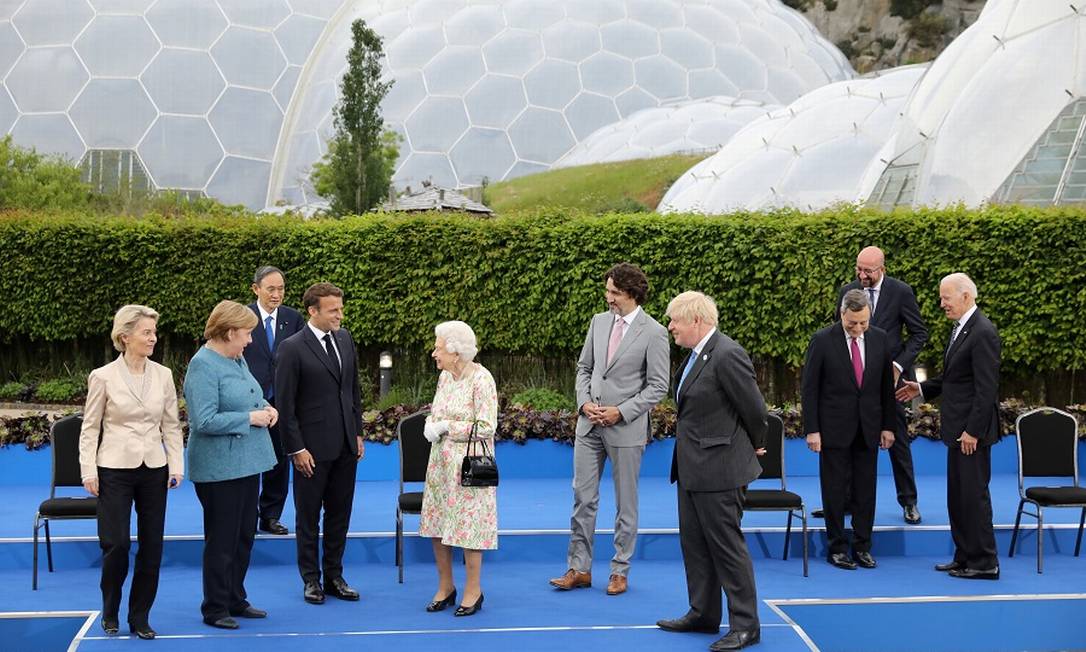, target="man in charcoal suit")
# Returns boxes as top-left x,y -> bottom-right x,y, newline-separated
549,262 -> 670,596
802,289 -> 896,570
657,291 -> 767,651
897,273 -> 1001,579
276,282 -> 366,603
244,265 -> 304,535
